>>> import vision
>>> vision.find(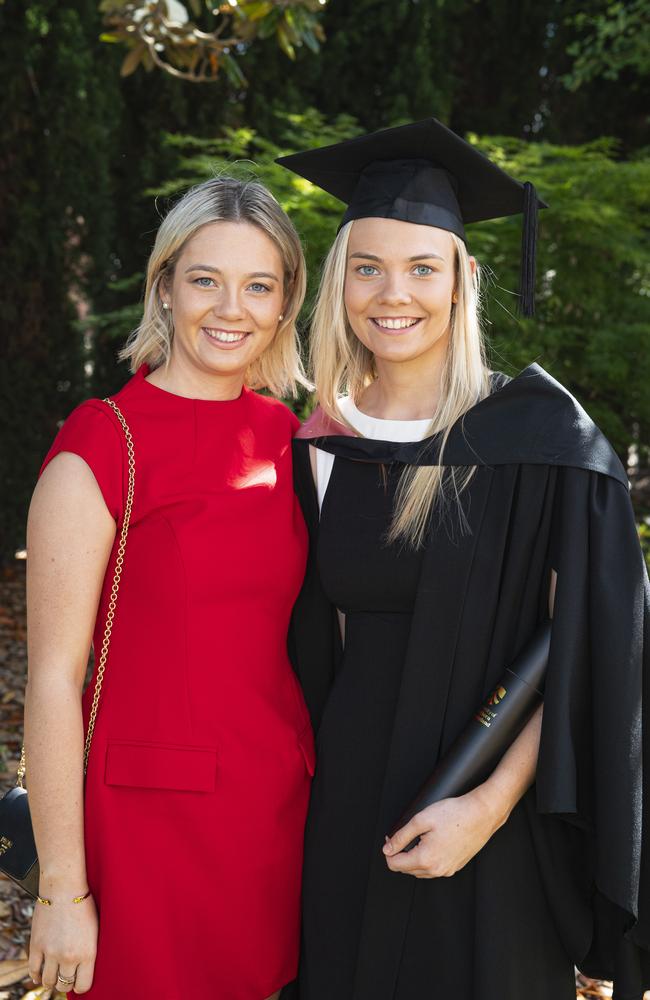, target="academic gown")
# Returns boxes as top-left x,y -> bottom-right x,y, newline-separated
285,364 -> 650,1000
